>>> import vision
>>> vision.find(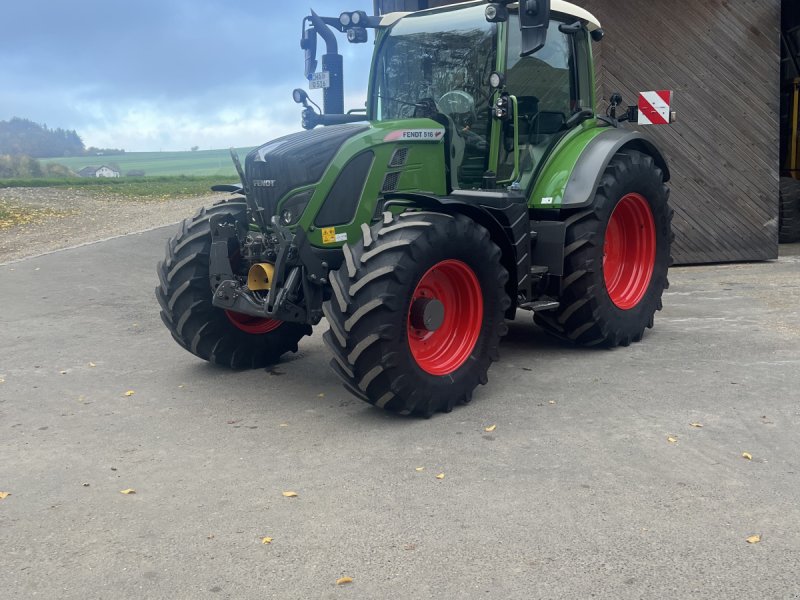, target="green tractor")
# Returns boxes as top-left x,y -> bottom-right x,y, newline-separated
156,0 -> 673,416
